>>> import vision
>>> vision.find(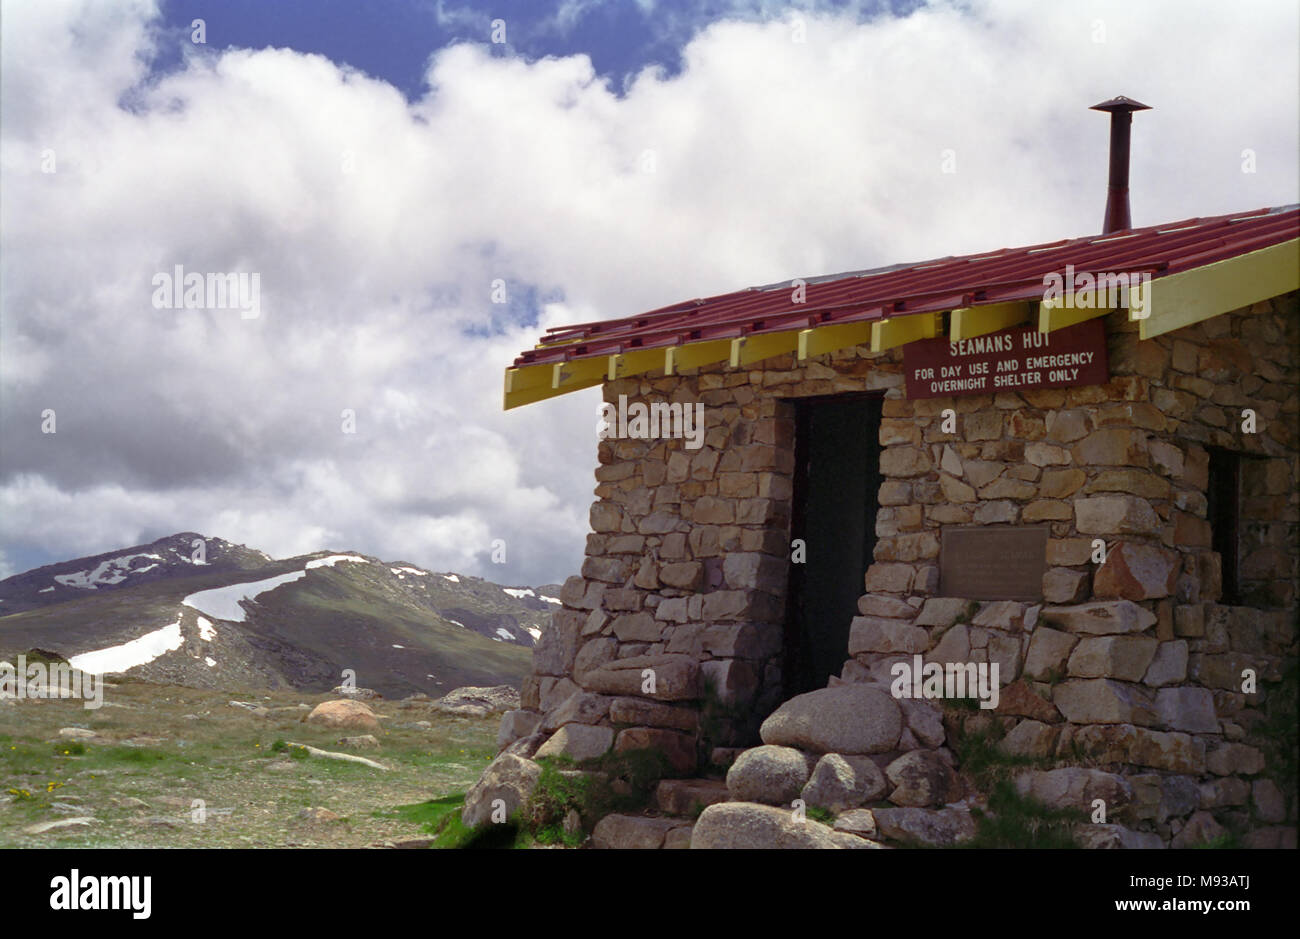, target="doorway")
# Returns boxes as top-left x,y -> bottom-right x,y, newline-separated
782,393 -> 883,698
